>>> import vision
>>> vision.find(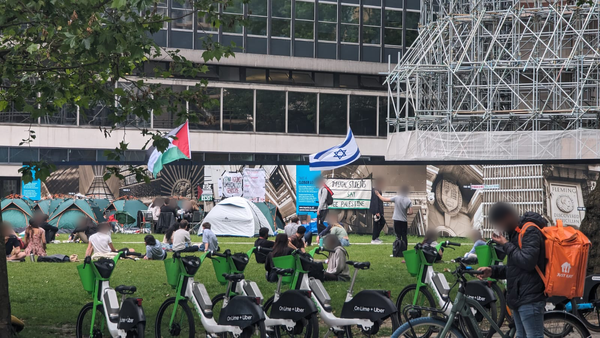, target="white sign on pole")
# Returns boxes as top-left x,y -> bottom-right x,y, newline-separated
243,168 -> 266,202
327,179 -> 372,209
